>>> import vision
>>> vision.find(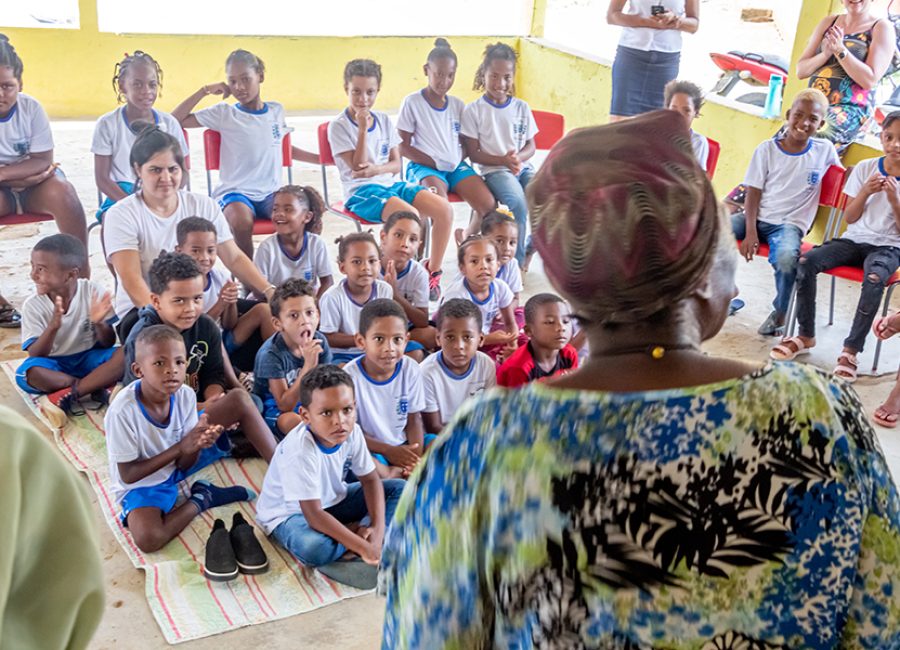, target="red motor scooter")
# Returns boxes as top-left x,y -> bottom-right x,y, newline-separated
709,50 -> 789,107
